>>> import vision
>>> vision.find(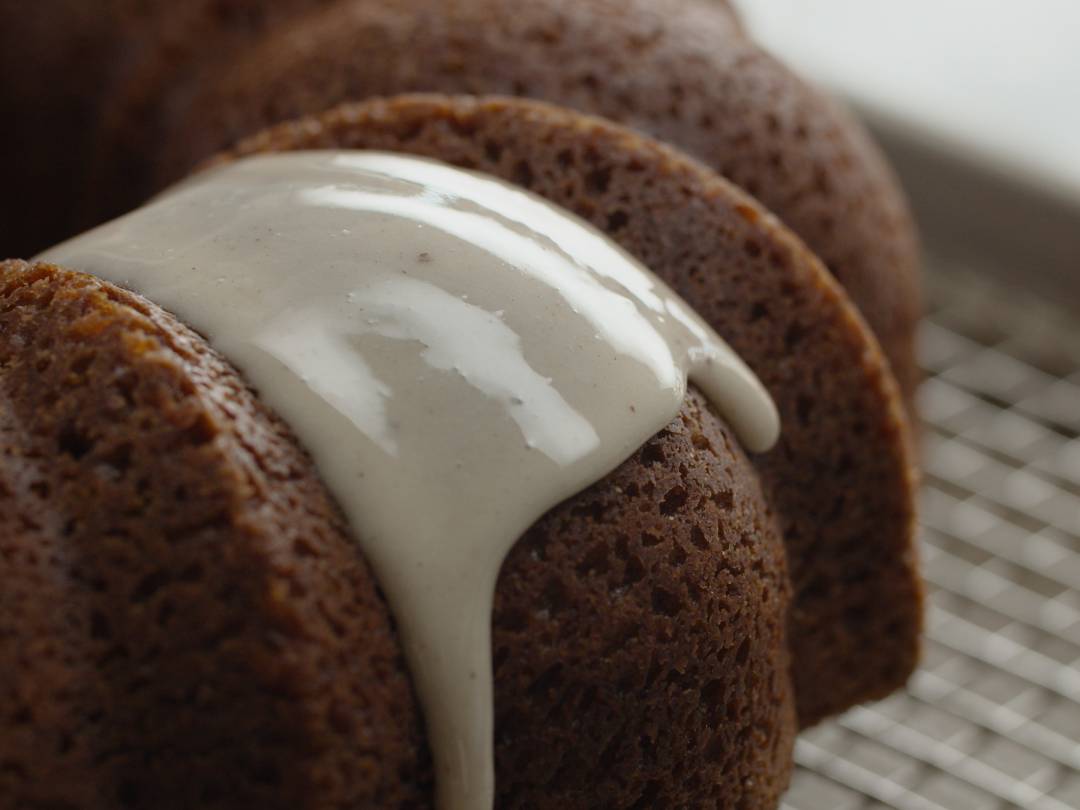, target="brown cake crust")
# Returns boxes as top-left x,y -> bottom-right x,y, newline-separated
495,392 -> 796,809
1,260 -> 795,808
0,0 -> 347,257
0,0 -> 122,256
158,0 -> 921,401
7,0 -> 919,404
0,261 -> 433,808
213,95 -> 922,725
1,93 -> 919,806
